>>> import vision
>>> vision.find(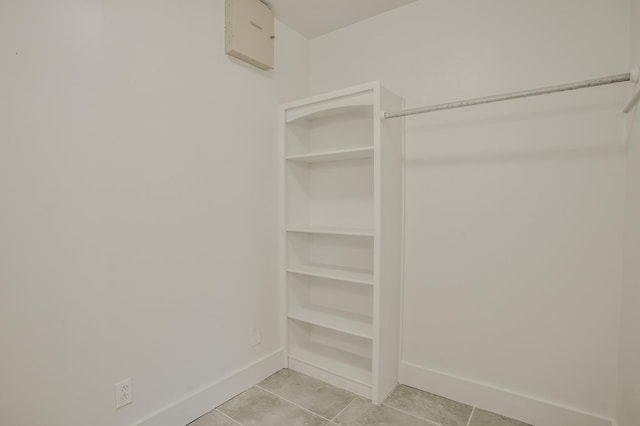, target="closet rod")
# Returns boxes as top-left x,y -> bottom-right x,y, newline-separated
384,71 -> 639,119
